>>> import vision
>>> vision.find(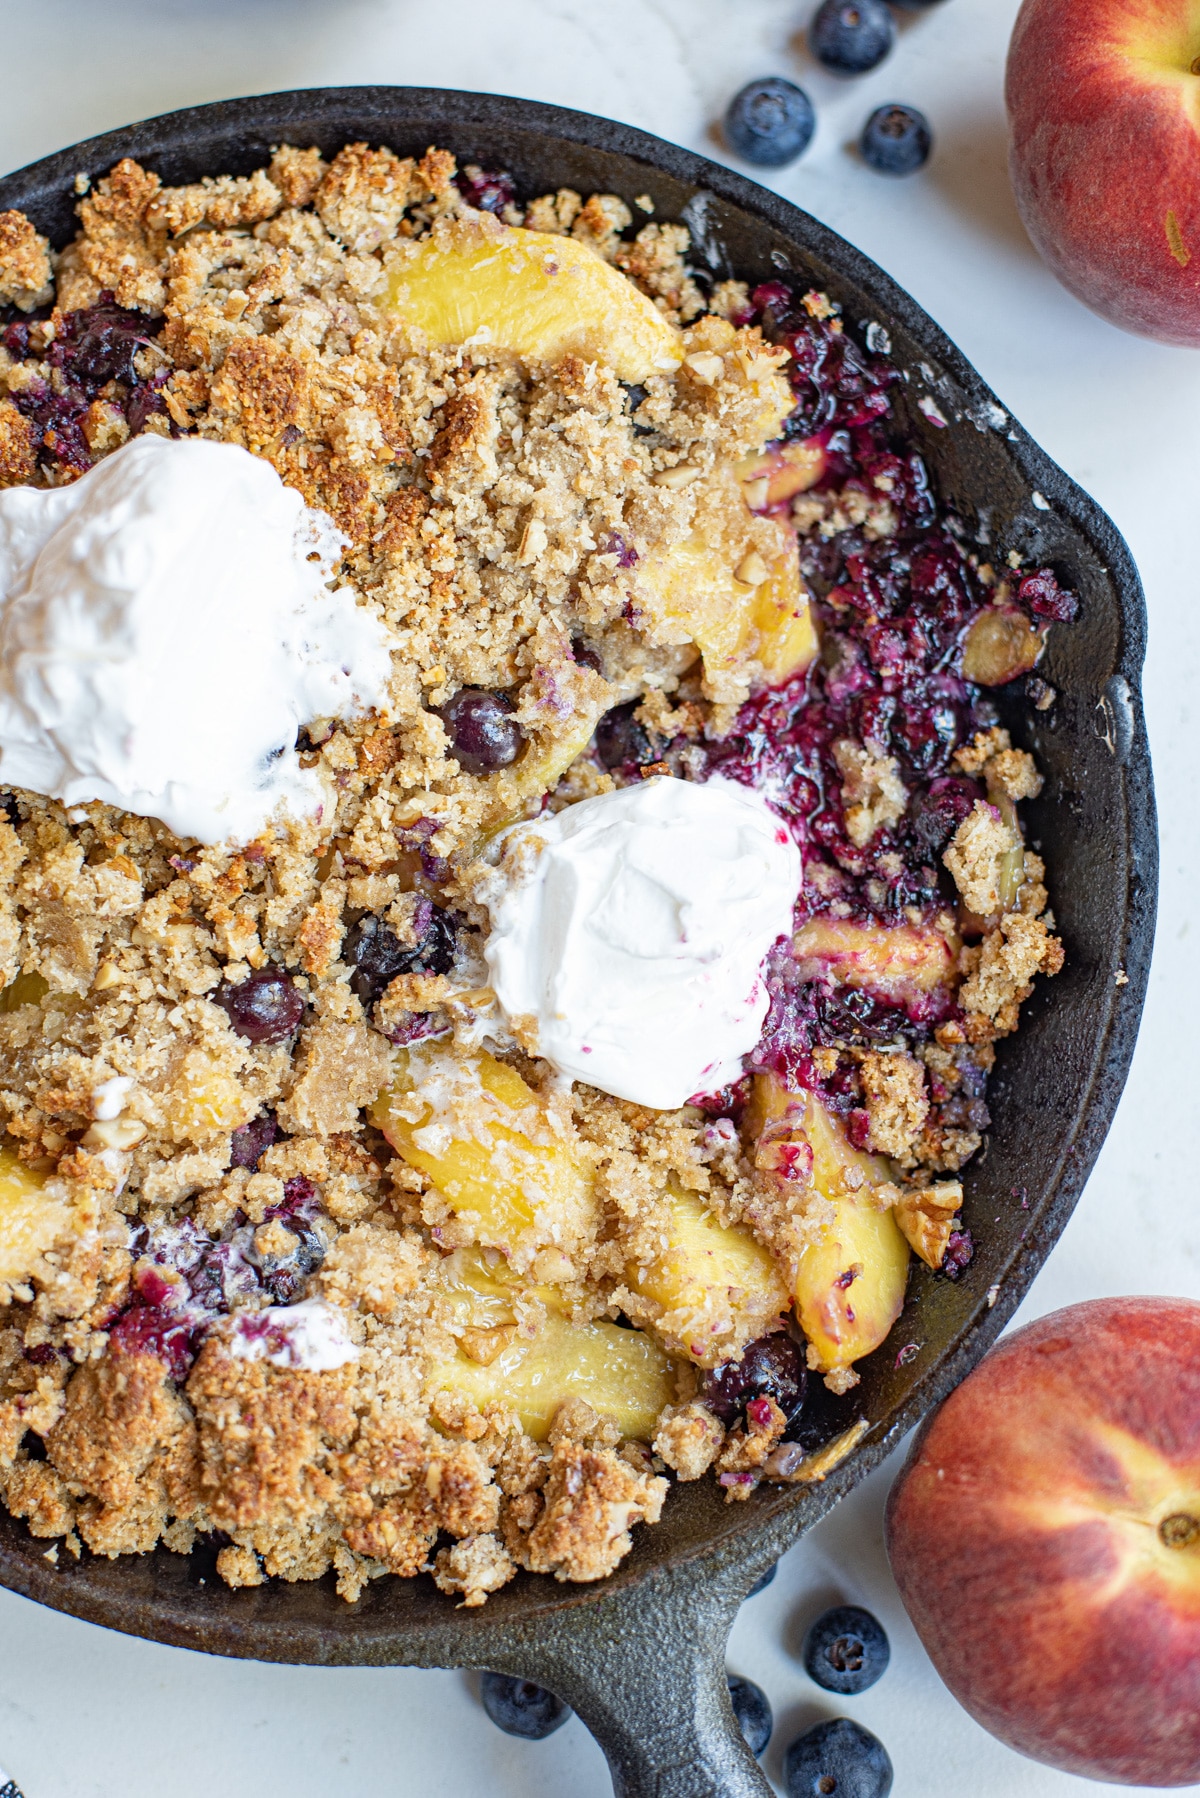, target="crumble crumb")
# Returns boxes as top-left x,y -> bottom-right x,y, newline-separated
652,1400 -> 724,1480
943,800 -> 1022,917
